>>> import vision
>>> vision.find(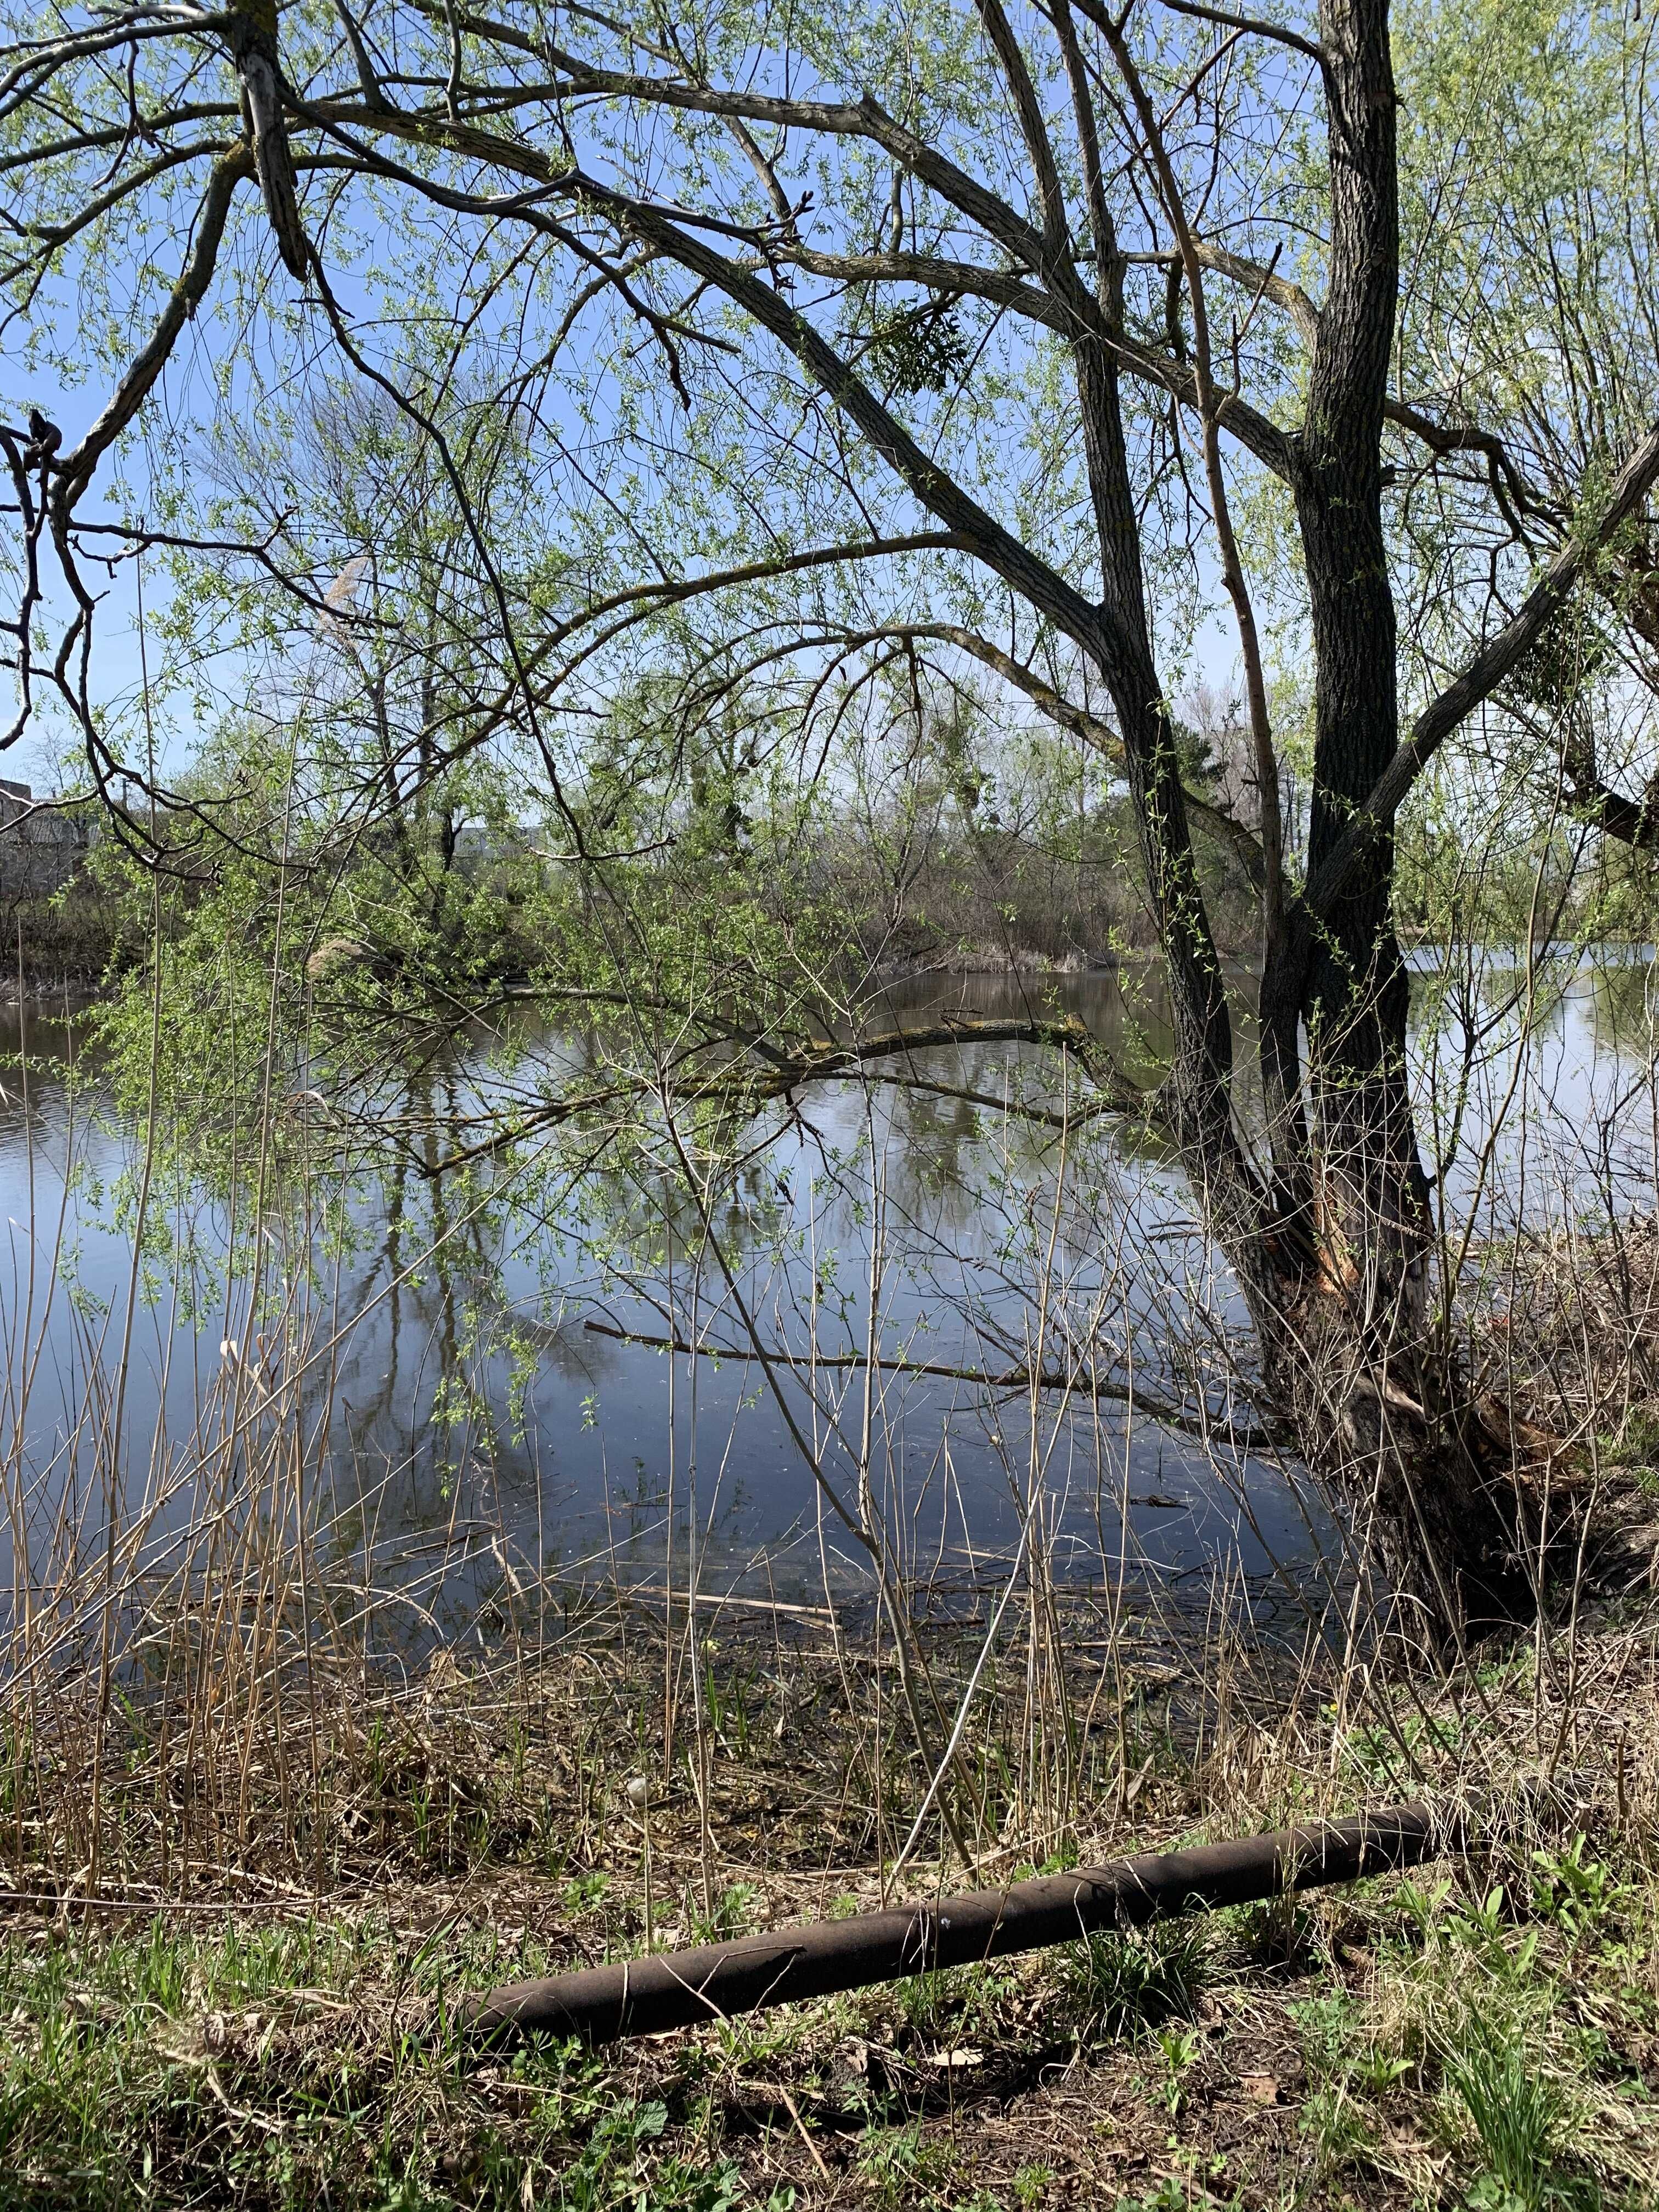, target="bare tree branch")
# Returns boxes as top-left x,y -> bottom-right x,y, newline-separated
1303,415 -> 1659,920
426,1012 -> 1148,1175
1159,0 -> 1324,66
53,141 -> 253,512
